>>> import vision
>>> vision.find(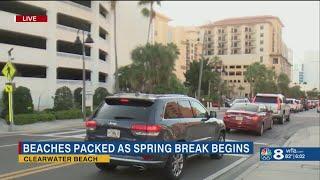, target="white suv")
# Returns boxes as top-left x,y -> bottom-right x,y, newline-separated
253,93 -> 290,124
